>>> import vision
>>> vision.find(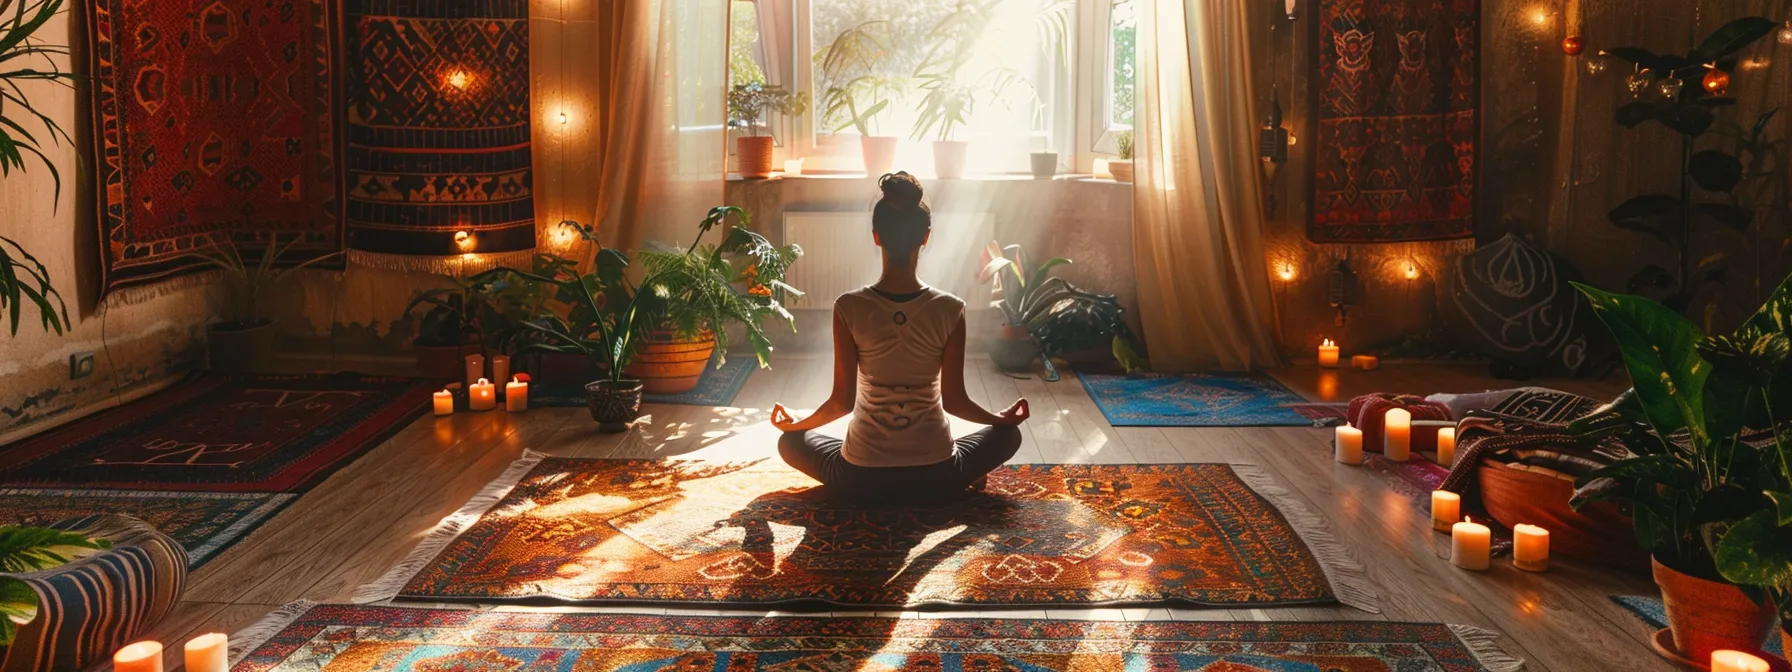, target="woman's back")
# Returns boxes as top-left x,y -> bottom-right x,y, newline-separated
836,285 -> 964,467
